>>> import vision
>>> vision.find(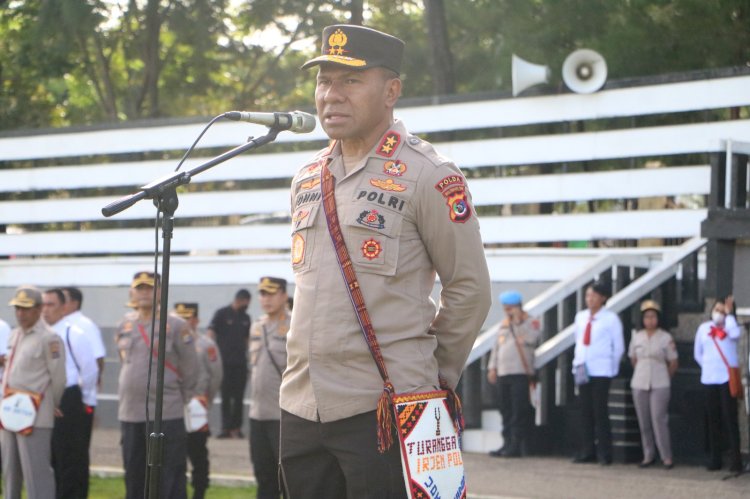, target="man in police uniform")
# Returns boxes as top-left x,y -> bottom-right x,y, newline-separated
174,302 -> 222,499
43,288 -> 99,499
249,277 -> 289,499
486,290 -> 541,458
116,272 -> 198,499
279,25 -> 492,498
1,286 -> 66,499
